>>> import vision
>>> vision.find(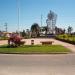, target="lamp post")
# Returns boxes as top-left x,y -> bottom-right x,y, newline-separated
40,14 -> 43,33
17,0 -> 20,33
